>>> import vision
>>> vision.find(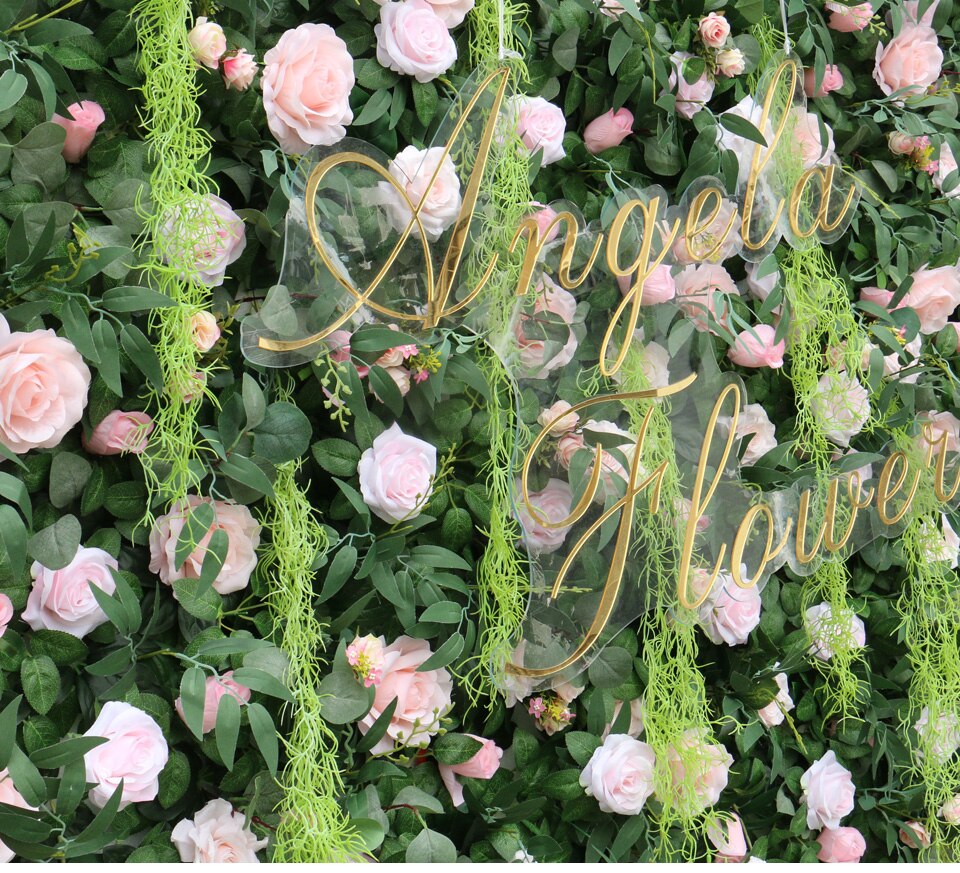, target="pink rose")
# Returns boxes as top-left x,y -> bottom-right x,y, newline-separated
584,108 -> 633,154
617,263 -> 677,304
699,12 -> 731,47
381,145 -> 462,241
189,311 -> 221,352
707,814 -> 748,862
805,602 -> 866,662
83,410 -> 153,456
516,477 -> 573,556
0,769 -> 36,862
376,0 -> 457,84
83,701 -> 169,809
556,431 -> 586,469
672,199 -> 742,264
901,263 -> 960,334
420,0 -> 475,27
174,671 -> 251,735
262,23 -> 354,154
528,203 -> 561,244
904,0 -> 939,25
728,324 -> 786,369
667,52 -> 716,120
873,24 -> 943,99
159,194 -> 245,287
940,793 -> 960,823
914,706 -> 960,764
810,372 -> 870,446
580,734 -> 656,815
149,495 -> 262,595
918,410 -> 960,454
720,403 -> 777,466
358,423 -> 437,523
0,316 -> 90,454
801,750 -> 855,830
900,821 -> 931,849
373,366 -> 411,399
817,826 -> 867,862
661,729 -> 733,812
860,285 -> 896,308
51,101 -> 105,163
757,672 -> 794,727
515,276 -> 579,377
934,142 -> 960,198
674,264 -> 739,333
357,635 -> 453,755
792,109 -> 835,169
538,400 -> 579,434
804,64 -> 844,97
601,698 -> 645,740
697,572 -> 762,646
438,734 -> 503,806
222,49 -> 258,91
172,799 -> 268,862
187,16 -> 226,68
716,48 -> 746,78
888,131 -> 917,155
23,547 -> 116,639
0,593 -> 12,638
826,1 -> 872,31
509,95 -> 567,166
